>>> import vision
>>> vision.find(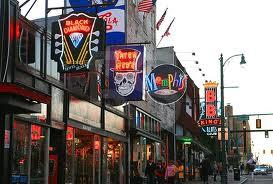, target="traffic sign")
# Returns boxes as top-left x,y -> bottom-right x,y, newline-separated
237,115 -> 249,121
